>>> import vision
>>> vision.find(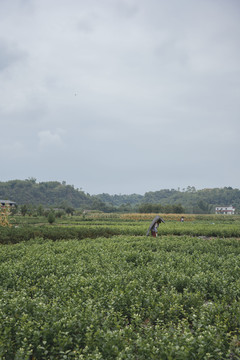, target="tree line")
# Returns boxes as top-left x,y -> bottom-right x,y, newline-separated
0,179 -> 239,214
96,186 -> 239,214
